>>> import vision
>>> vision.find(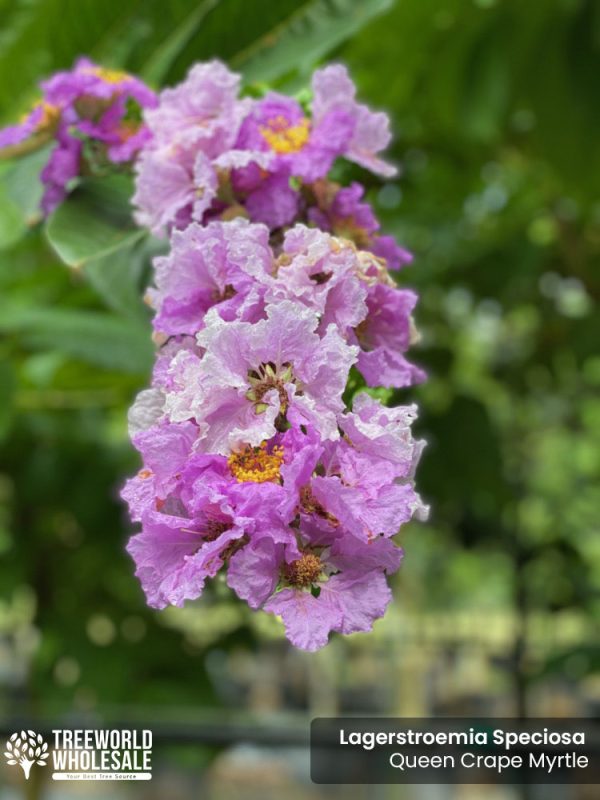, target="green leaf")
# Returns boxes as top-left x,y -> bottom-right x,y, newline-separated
2,146 -> 50,220
0,146 -> 51,248
0,359 -> 15,440
82,242 -> 148,321
0,306 -> 153,374
45,176 -> 144,269
0,182 -> 25,250
231,0 -> 394,84
82,234 -> 165,321
0,0 -> 394,116
140,0 -> 221,85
